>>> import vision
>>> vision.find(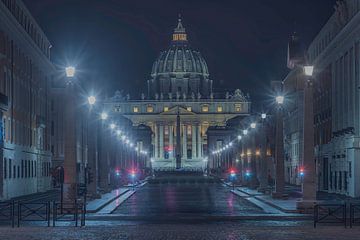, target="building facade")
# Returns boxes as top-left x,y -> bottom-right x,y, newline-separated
104,18 -> 251,171
282,0 -> 360,197
309,0 -> 360,197
0,0 -> 54,200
